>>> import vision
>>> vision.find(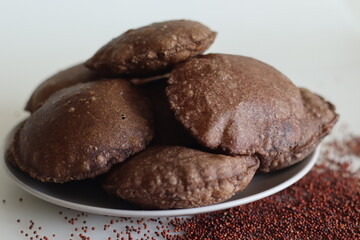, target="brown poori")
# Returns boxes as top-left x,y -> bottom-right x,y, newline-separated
7,79 -> 153,183
167,54 -> 338,172
25,63 -> 102,113
103,146 -> 259,209
85,20 -> 216,78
